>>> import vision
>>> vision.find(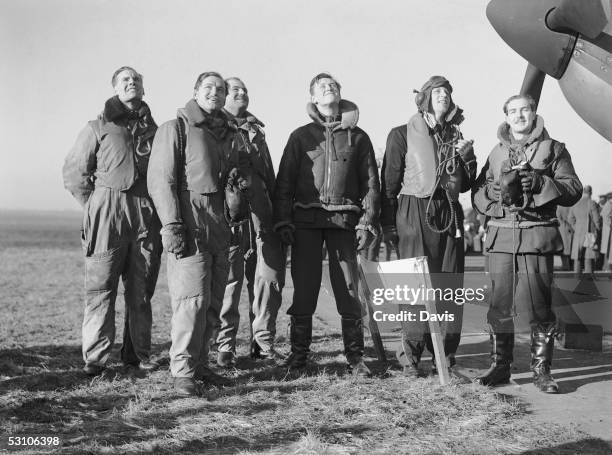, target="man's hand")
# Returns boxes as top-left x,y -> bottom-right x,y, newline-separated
355,229 -> 373,251
487,181 -> 501,201
278,226 -> 295,245
161,223 -> 186,258
455,139 -> 475,163
519,169 -> 544,194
